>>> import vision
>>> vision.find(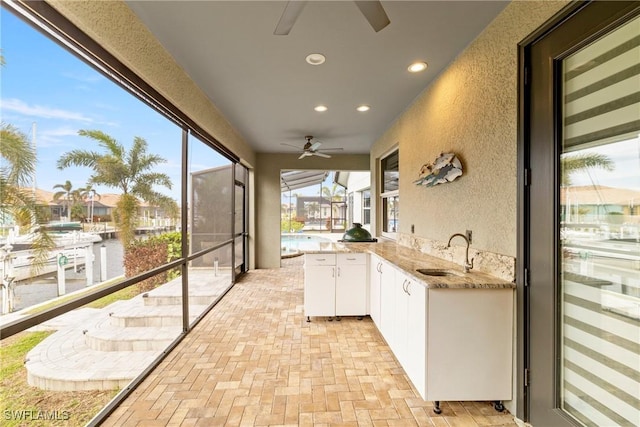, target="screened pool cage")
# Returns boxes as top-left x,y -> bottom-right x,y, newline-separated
280,171 -> 347,234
